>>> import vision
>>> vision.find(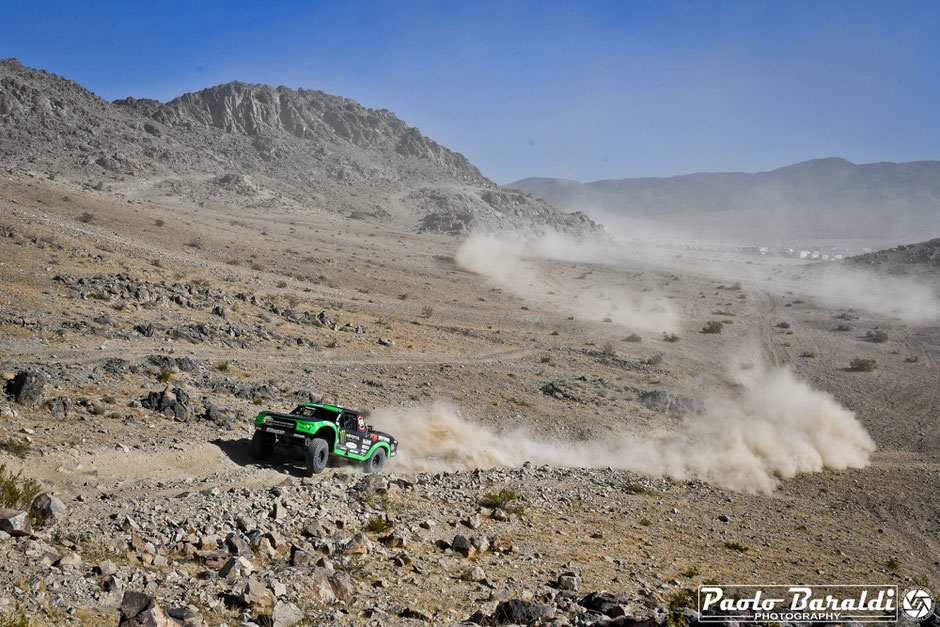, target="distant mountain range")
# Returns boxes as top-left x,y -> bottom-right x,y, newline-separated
506,158 -> 940,243
0,58 -> 596,236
